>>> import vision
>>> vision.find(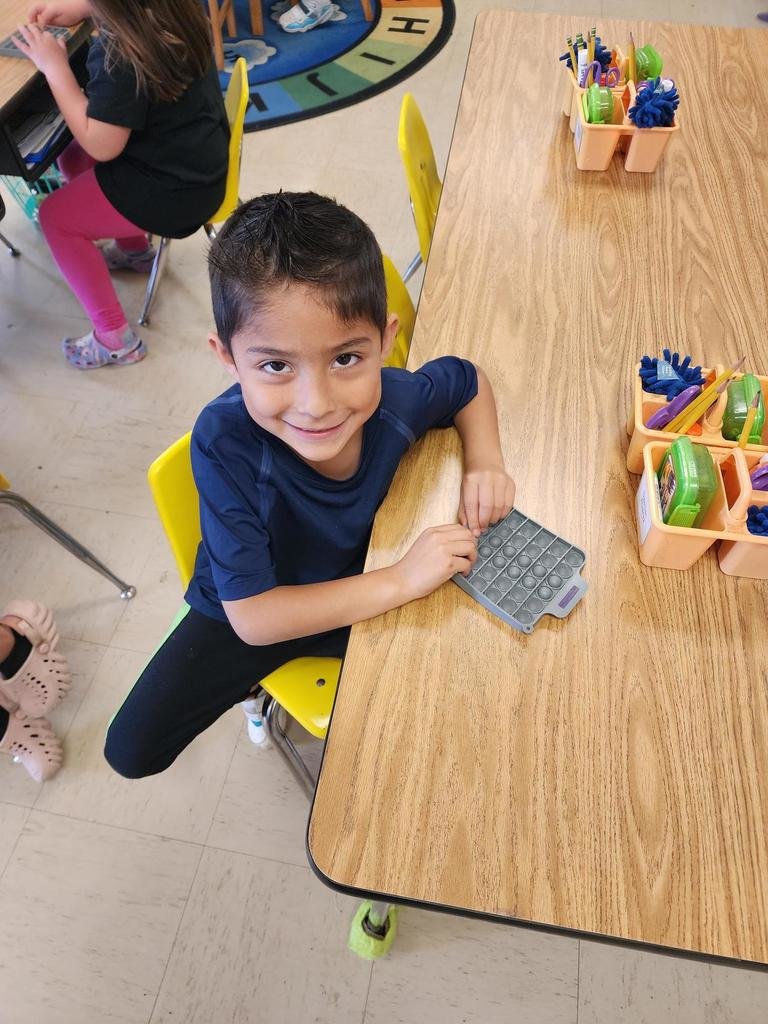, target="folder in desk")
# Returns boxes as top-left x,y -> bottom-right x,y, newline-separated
14,110 -> 68,165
